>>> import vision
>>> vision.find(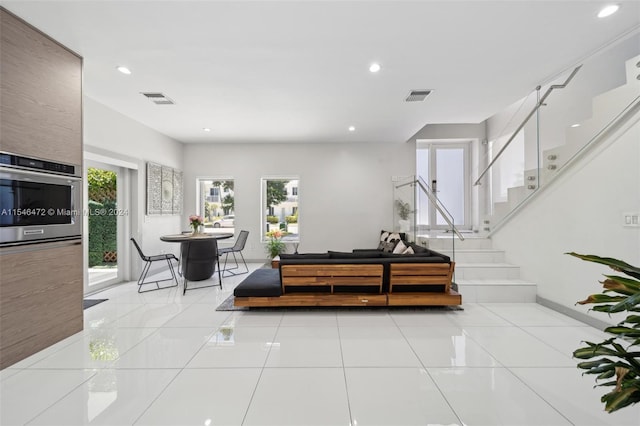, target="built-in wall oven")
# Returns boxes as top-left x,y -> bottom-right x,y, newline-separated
0,152 -> 82,247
